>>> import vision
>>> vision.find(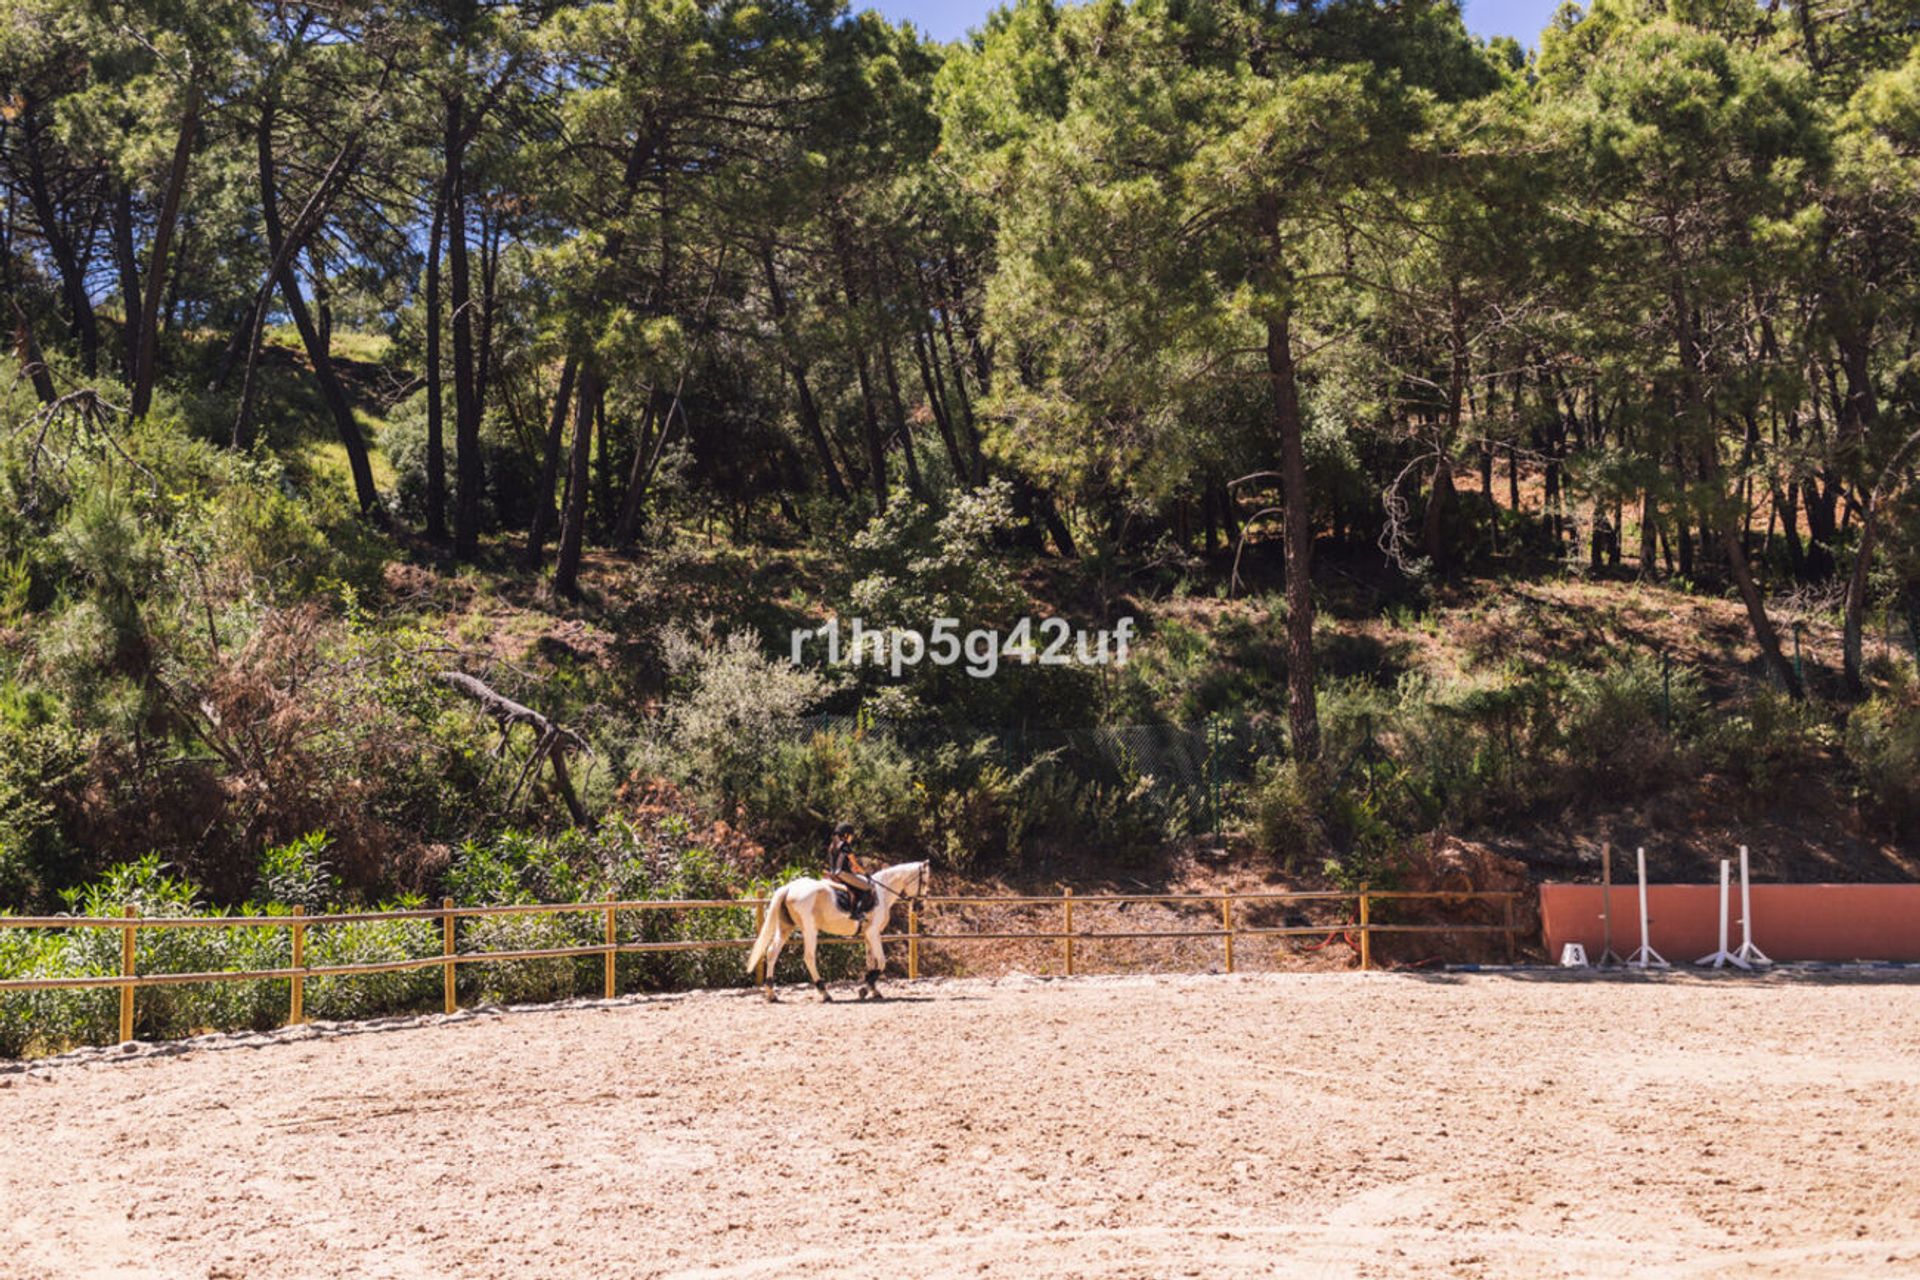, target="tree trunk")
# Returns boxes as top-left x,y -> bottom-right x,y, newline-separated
554,367 -> 598,598
608,387 -> 661,548
257,103 -> 381,516
447,94 -> 482,561
1639,488 -> 1658,579
1269,304 -> 1318,760
851,347 -> 889,511
759,247 -> 849,502
19,101 -> 100,375
523,356 -> 578,567
879,342 -> 927,501
1254,192 -> 1319,763
132,79 -> 203,419
10,300 -> 57,404
913,328 -> 969,481
425,182 -> 448,544
109,183 -> 142,377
